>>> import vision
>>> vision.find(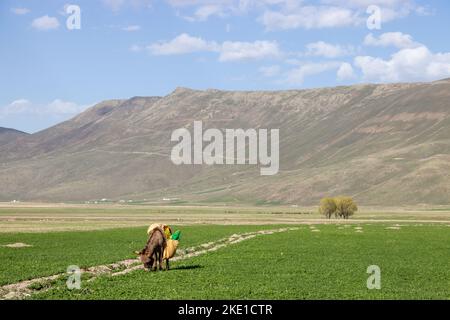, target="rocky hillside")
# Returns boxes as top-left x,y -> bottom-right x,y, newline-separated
0,127 -> 29,147
1,79 -> 450,205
